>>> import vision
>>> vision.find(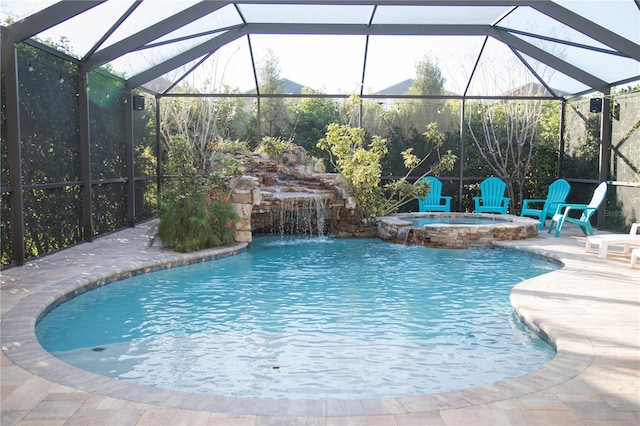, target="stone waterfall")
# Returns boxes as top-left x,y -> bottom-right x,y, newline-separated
229,149 -> 364,243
